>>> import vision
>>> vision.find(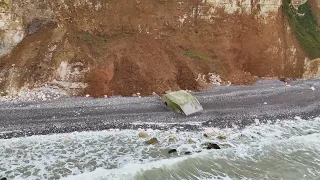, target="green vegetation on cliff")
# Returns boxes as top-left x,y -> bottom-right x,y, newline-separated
283,0 -> 320,59
184,51 -> 214,61
71,31 -> 127,47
